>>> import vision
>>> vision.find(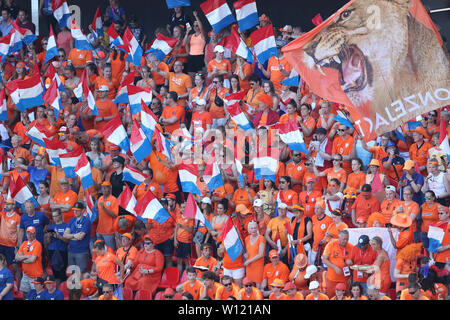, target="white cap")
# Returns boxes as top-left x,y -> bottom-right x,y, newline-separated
385,185 -> 396,193
278,202 -> 288,209
214,45 -> 225,53
253,199 -> 264,207
201,197 -> 211,205
304,265 -> 318,279
98,85 -> 109,92
309,280 -> 320,290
